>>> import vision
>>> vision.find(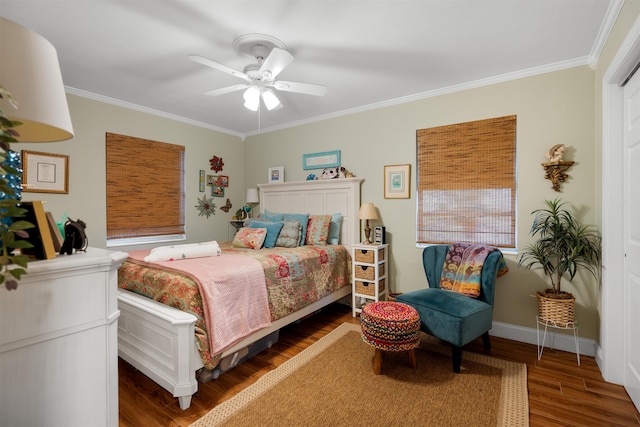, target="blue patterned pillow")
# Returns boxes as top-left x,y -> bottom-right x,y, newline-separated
275,220 -> 302,248
248,219 -> 284,248
282,213 -> 310,245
